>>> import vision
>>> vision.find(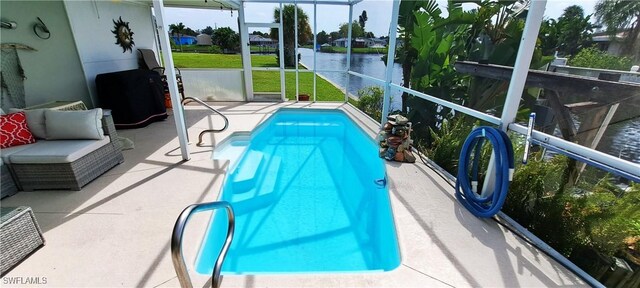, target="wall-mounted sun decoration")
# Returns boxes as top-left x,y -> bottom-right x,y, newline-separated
111,17 -> 135,53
